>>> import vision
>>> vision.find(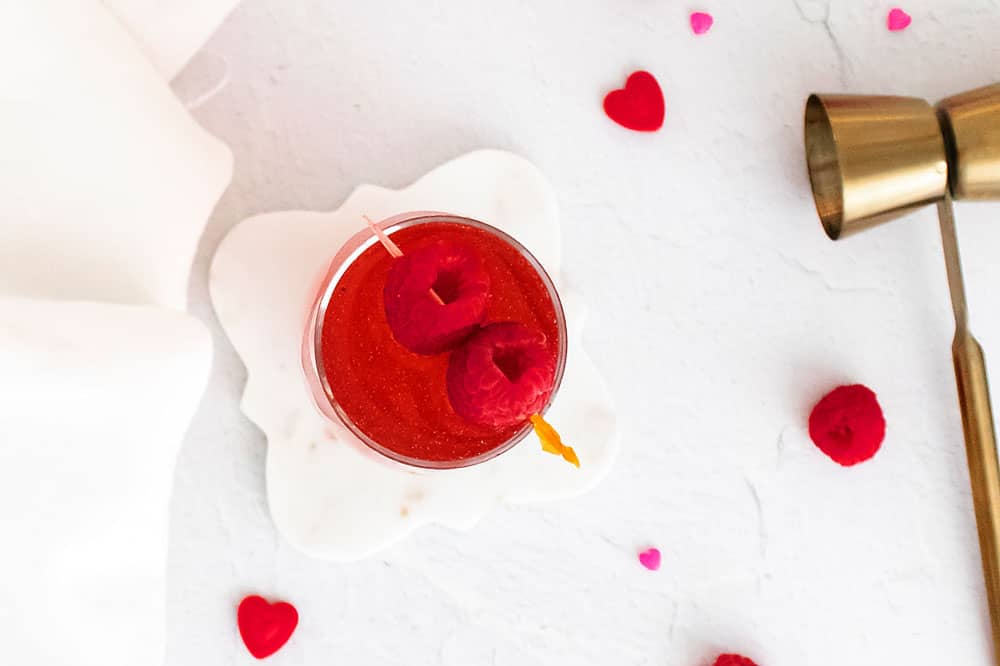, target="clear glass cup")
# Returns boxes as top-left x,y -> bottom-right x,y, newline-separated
301,212 -> 567,470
